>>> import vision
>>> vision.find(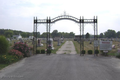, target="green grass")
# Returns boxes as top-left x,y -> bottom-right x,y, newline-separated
0,64 -> 9,70
73,40 -> 120,56
73,41 -> 80,54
